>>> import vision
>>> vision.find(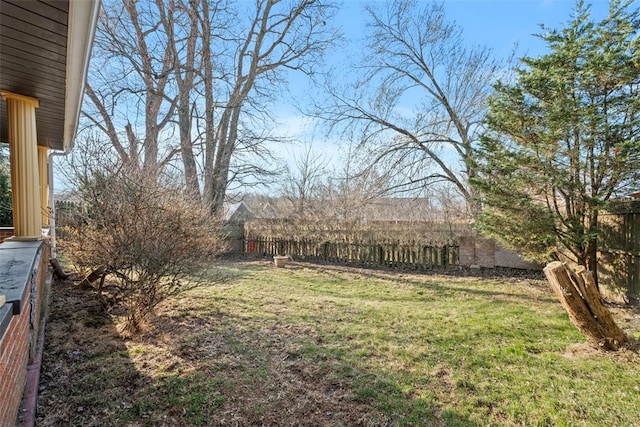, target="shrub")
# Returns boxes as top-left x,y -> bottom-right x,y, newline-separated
61,167 -> 224,333
0,145 -> 11,226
